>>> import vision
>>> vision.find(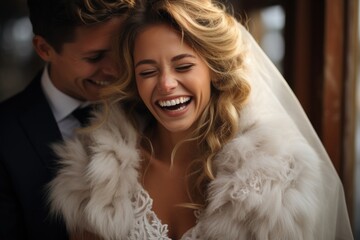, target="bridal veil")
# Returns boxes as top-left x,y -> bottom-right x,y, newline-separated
239,24 -> 353,239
